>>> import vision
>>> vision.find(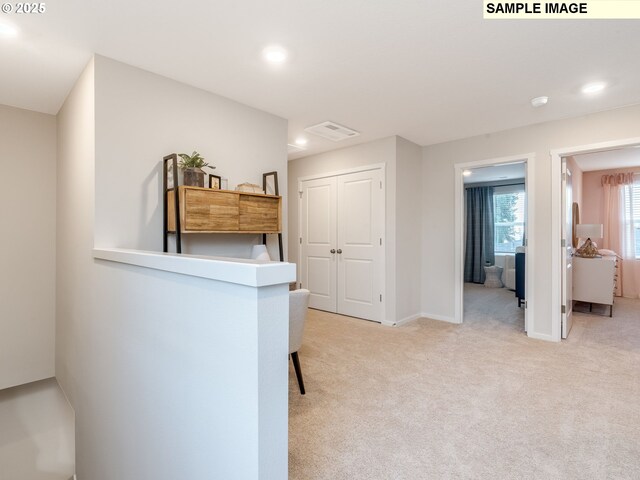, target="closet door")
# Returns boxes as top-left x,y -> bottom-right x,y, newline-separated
300,177 -> 337,312
336,169 -> 384,322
